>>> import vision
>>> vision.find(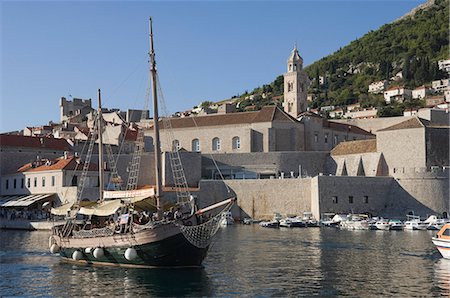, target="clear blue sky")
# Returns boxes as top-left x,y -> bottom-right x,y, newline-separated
0,0 -> 423,133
